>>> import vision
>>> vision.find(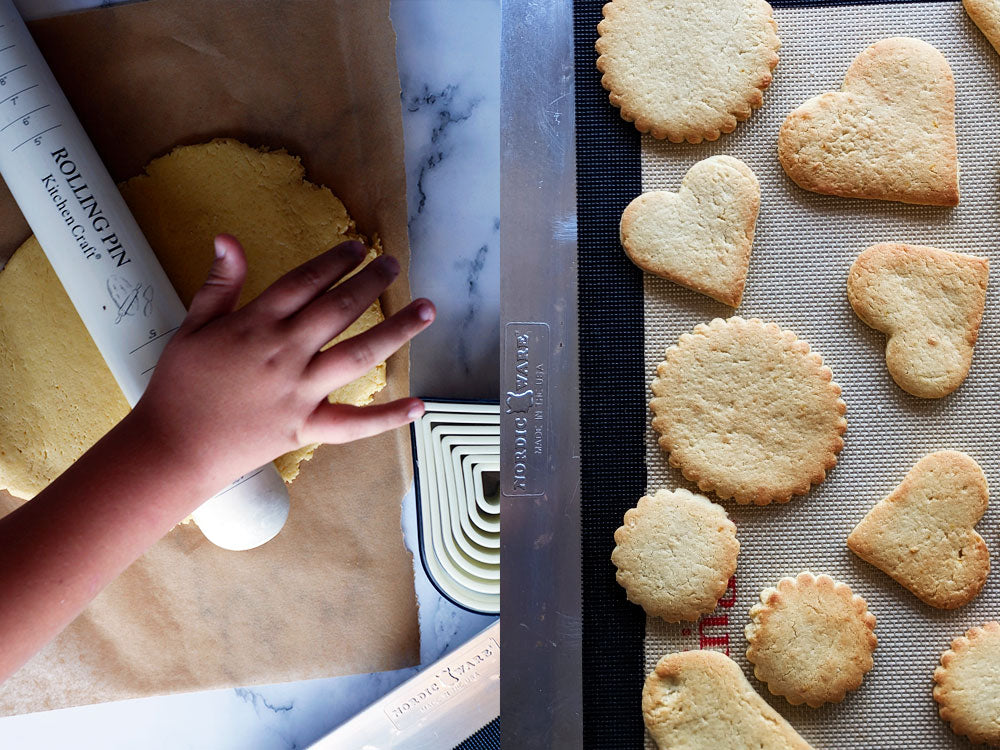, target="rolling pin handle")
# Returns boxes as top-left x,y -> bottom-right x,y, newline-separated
190,464 -> 290,551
